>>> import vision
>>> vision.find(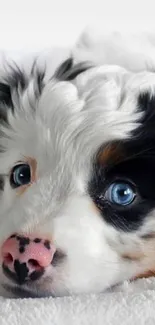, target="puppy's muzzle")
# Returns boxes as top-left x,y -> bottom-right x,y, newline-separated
1,234 -> 56,285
